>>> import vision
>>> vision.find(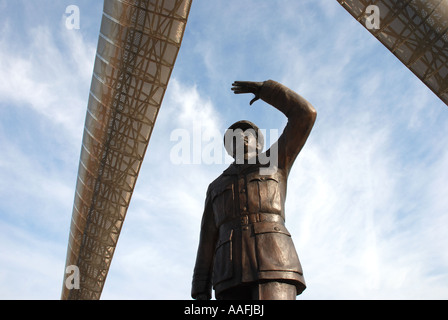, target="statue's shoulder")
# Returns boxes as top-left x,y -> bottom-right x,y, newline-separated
206,166 -> 235,197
